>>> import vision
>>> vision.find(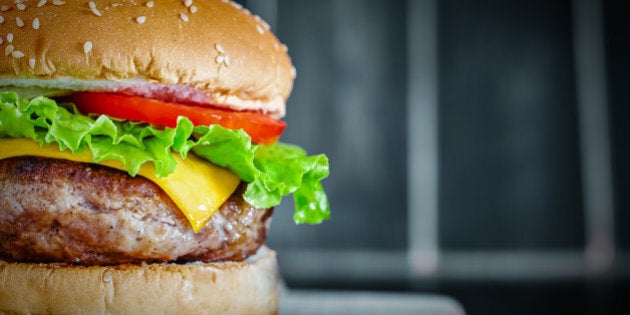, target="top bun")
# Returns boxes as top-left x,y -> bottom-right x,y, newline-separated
0,0 -> 294,117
